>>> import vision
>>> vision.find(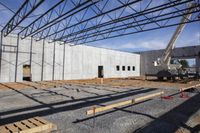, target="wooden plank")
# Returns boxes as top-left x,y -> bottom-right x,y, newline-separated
21,120 -> 36,128
20,124 -> 52,133
0,126 -> 10,133
34,117 -> 49,124
14,122 -> 29,131
86,91 -> 164,115
35,117 -> 57,131
28,118 -> 43,126
134,91 -> 164,103
86,100 -> 133,115
5,124 -> 20,133
180,83 -> 200,91
0,117 -> 57,133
